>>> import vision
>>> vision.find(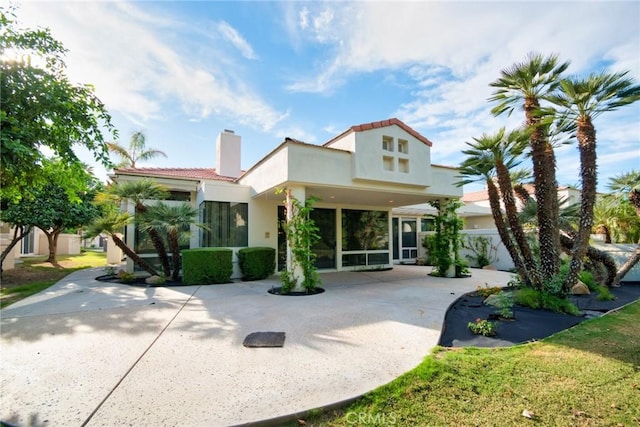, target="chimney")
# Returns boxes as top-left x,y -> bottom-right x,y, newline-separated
216,129 -> 241,178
